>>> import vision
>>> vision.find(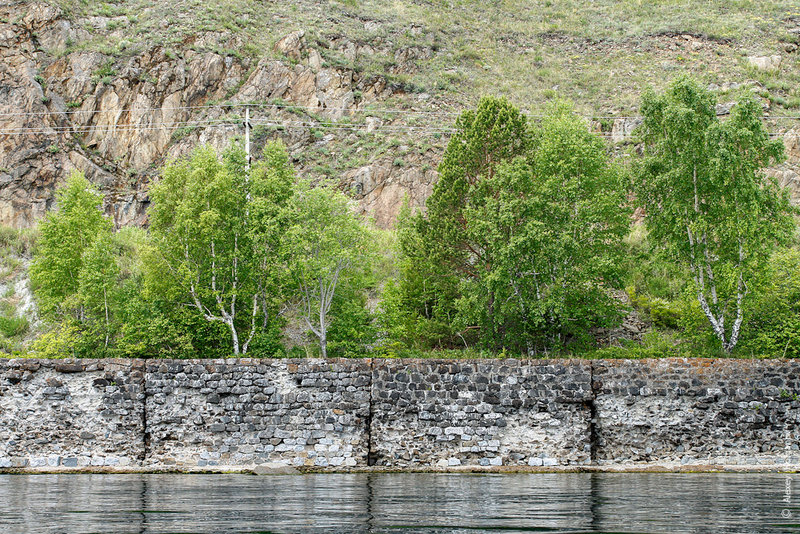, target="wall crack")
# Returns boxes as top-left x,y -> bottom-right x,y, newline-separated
587,361 -> 598,464
140,358 -> 150,467
366,357 -> 377,466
